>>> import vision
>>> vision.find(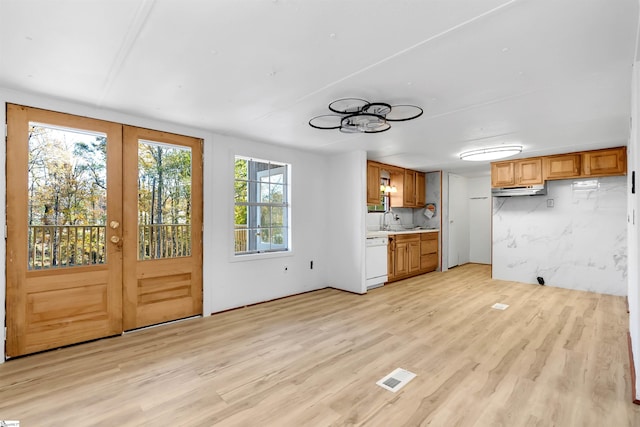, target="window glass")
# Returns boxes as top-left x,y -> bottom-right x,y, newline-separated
234,156 -> 290,255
